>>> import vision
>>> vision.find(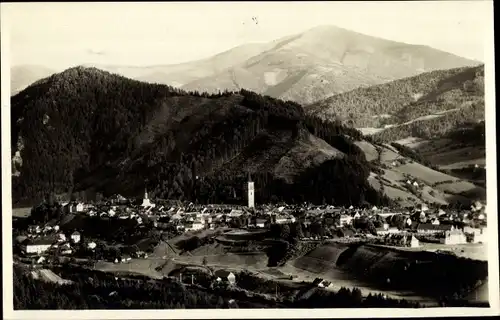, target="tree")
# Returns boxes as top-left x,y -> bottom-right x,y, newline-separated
295,223 -> 304,239
280,224 -> 291,240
